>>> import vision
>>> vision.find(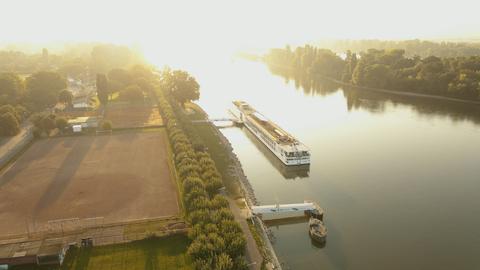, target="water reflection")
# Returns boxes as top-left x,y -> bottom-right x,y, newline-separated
343,87 -> 480,124
310,238 -> 327,249
267,66 -> 339,96
265,216 -> 309,226
241,127 -> 310,180
268,64 -> 480,125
